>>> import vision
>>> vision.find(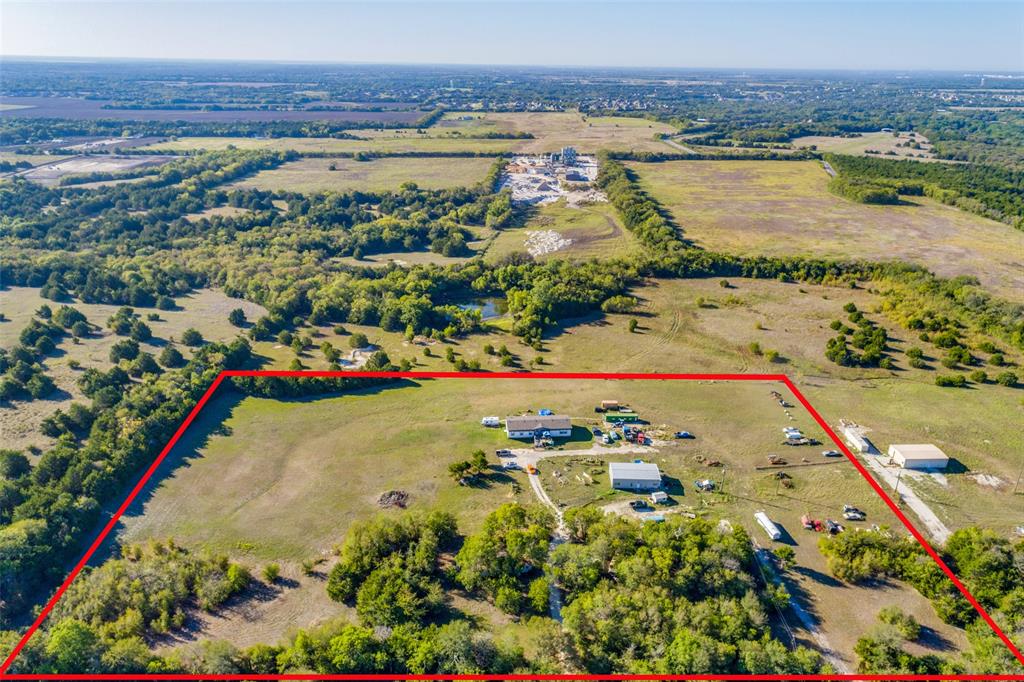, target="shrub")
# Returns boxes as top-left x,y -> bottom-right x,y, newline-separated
228,308 -> 247,327
995,371 -> 1018,387
262,564 -> 280,583
349,333 -> 369,349
878,606 -> 921,641
934,374 -> 967,388
969,370 -> 987,384
180,328 -> 203,347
